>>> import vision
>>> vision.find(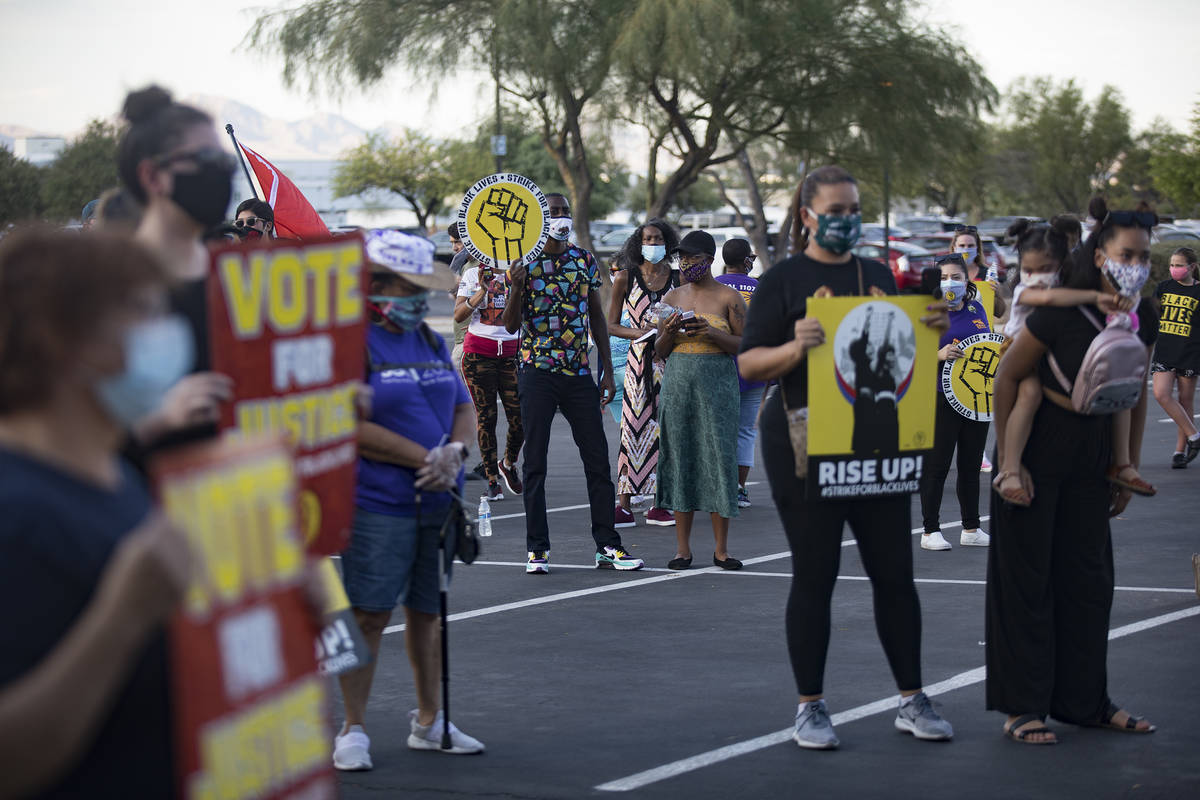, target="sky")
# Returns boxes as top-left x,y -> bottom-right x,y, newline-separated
1,0 -> 1197,139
